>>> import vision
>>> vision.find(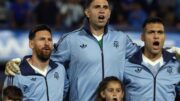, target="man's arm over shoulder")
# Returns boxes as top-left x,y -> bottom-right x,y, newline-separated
125,34 -> 140,58
3,75 -> 20,89
175,60 -> 180,101
63,71 -> 69,99
51,34 -> 71,64
56,62 -> 69,99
